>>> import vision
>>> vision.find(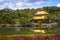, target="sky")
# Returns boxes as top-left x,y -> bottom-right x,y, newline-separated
0,0 -> 60,10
